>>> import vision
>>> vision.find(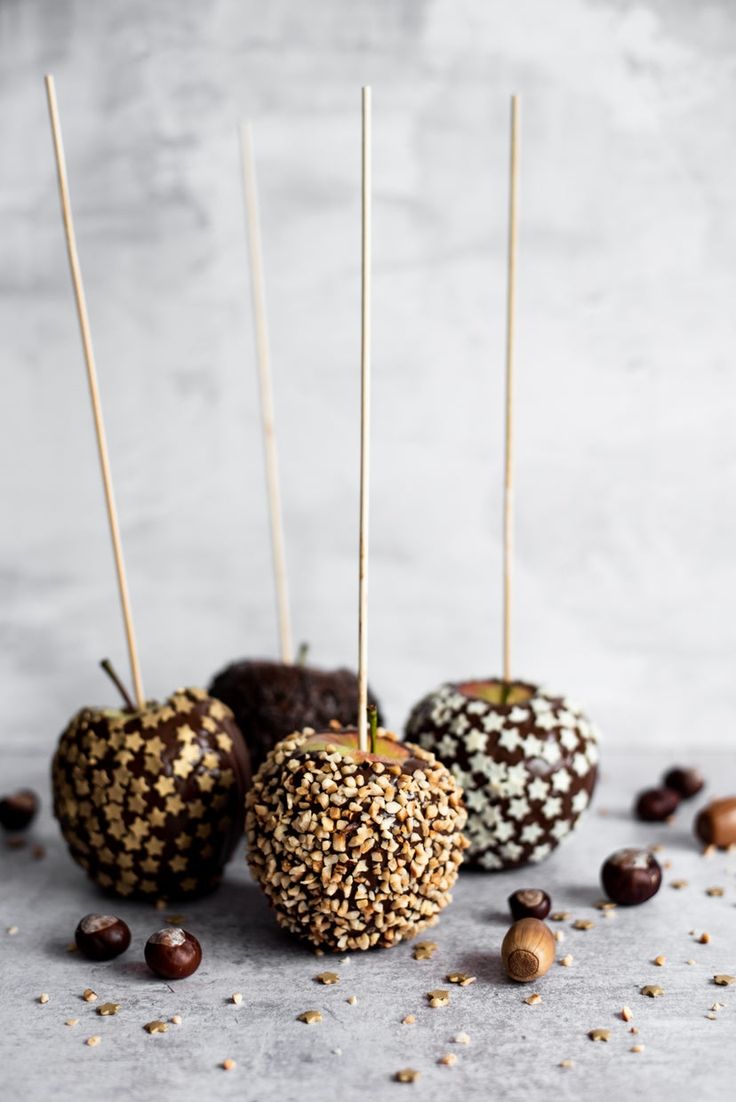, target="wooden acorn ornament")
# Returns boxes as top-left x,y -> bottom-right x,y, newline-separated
501,917 -> 555,982
44,77 -> 250,901
404,98 -> 599,870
